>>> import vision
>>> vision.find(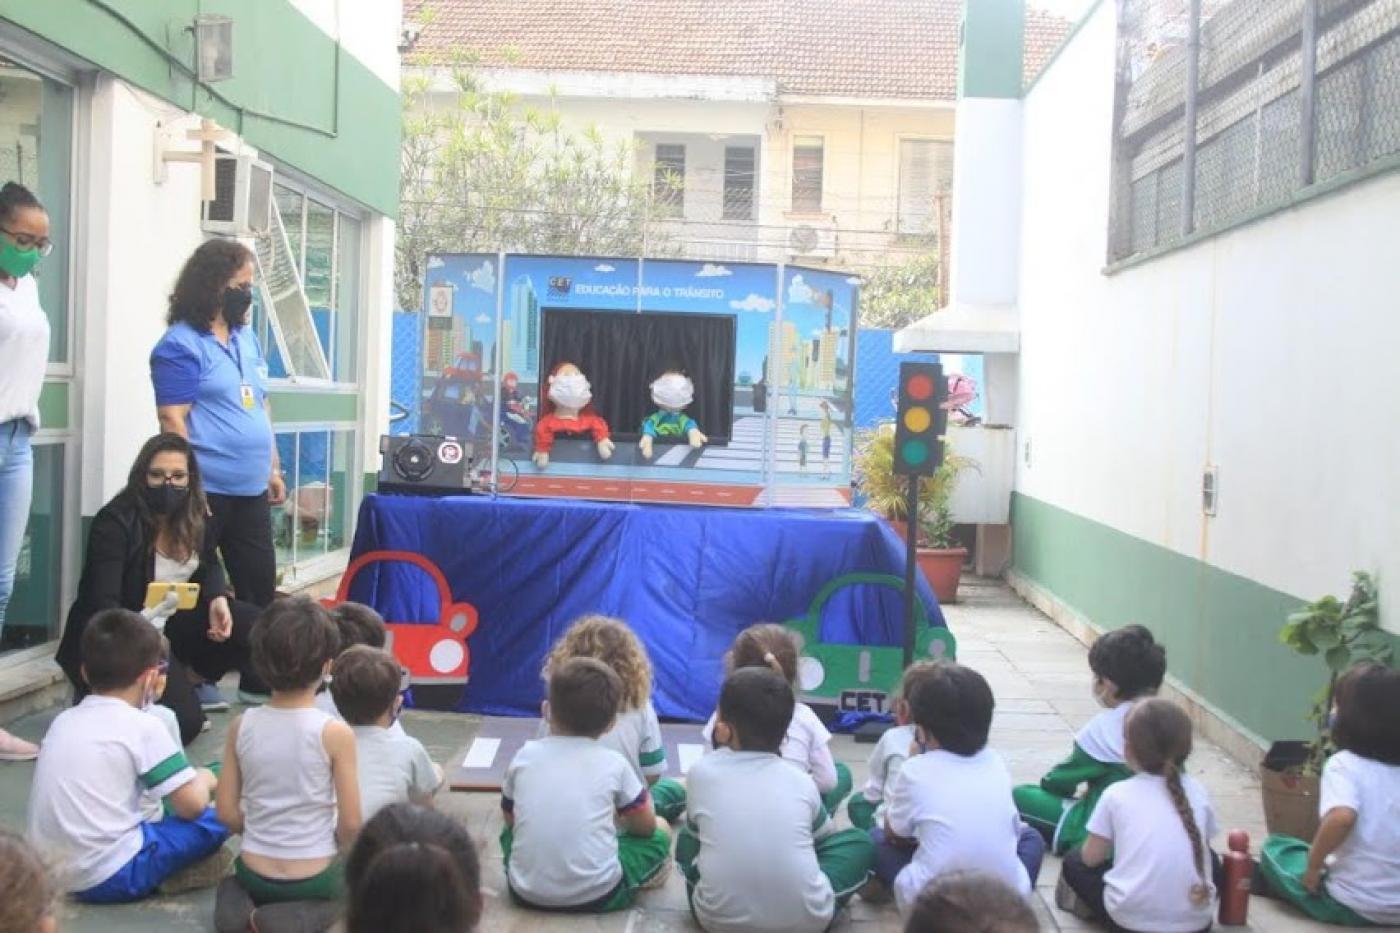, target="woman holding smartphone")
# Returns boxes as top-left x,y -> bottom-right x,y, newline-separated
56,433 -> 265,743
